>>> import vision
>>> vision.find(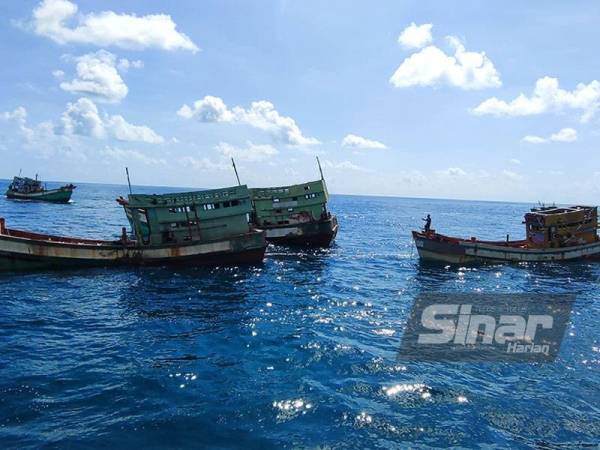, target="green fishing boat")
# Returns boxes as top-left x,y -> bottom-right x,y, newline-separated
250,178 -> 338,247
6,175 -> 75,203
0,184 -> 266,271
